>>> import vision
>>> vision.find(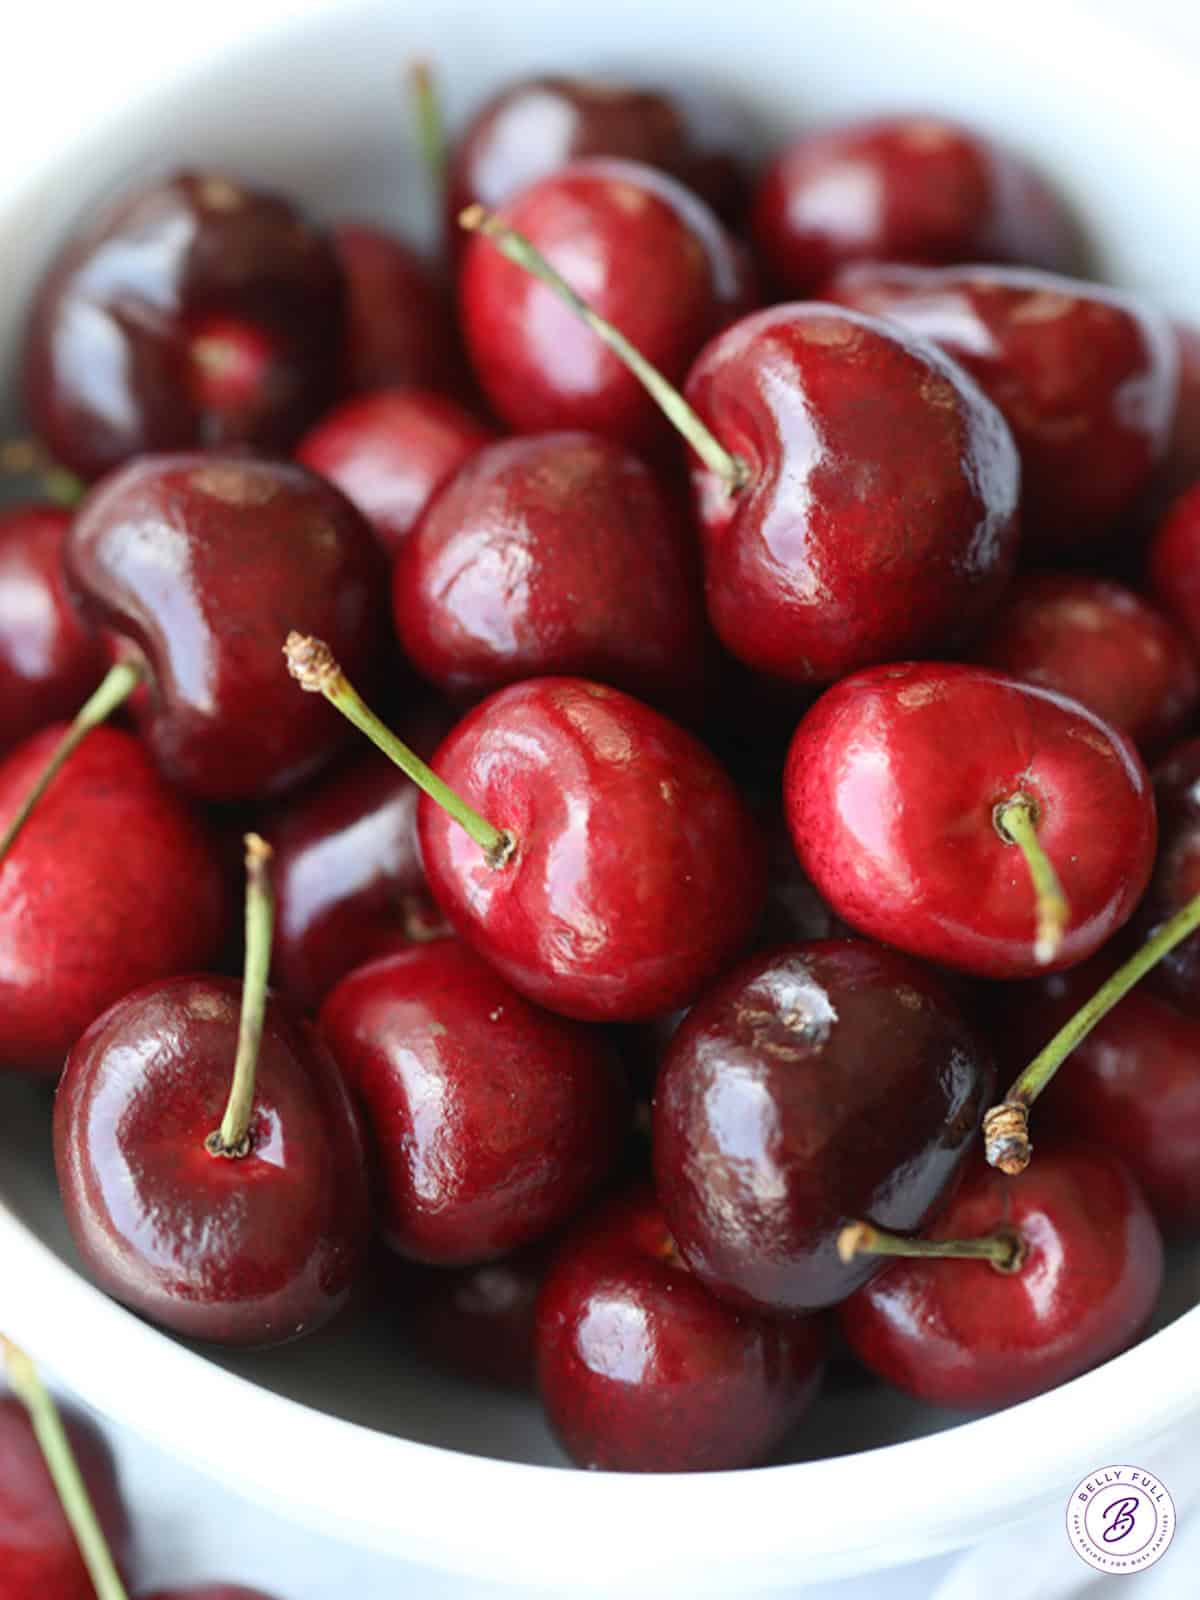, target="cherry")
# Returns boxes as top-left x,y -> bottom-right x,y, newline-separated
823,263 -> 1177,548
1148,480 -> 1200,652
295,387 -> 495,557
0,504 -> 104,755
838,1144 -> 1163,1410
319,940 -> 629,1264
54,837 -> 370,1345
535,1185 -> 826,1472
751,114 -> 1080,297
23,173 -> 343,481
1135,322 -> 1200,530
331,222 -> 457,396
391,430 -> 709,717
459,158 -> 753,450
1132,737 -> 1200,1016
400,1239 -> 556,1390
0,724 -> 227,1075
785,663 -> 1155,978
970,572 -> 1199,755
